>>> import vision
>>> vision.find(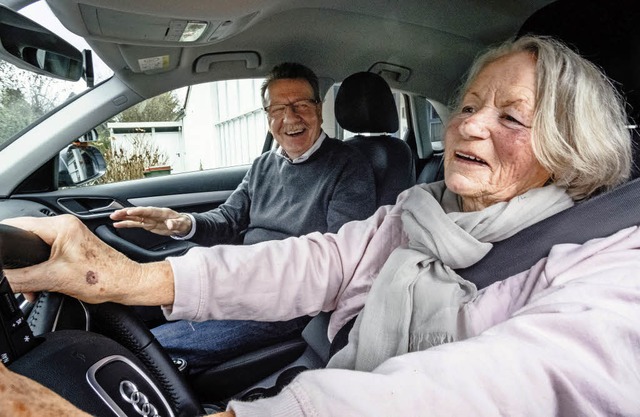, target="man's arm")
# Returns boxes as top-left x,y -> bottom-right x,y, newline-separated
109,167 -> 254,246
189,168 -> 253,246
110,207 -> 193,237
